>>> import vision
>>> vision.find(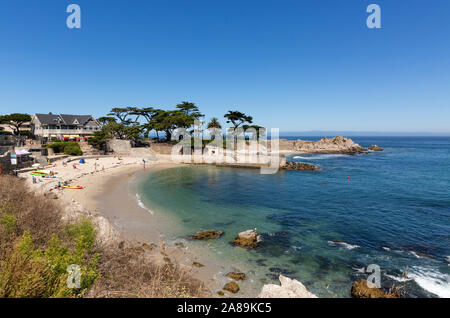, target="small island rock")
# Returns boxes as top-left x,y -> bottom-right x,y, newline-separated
223,281 -> 240,293
233,230 -> 259,248
193,230 -> 223,240
368,145 -> 384,151
258,275 -> 317,298
227,272 -> 246,281
282,162 -> 319,171
351,279 -> 398,298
